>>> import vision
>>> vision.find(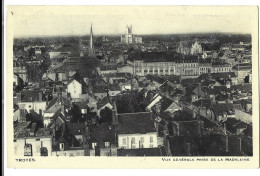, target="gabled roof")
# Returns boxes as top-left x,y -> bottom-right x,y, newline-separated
73,101 -> 89,110
117,112 -> 156,134
45,96 -> 72,112
160,96 -> 174,112
97,97 -> 111,109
